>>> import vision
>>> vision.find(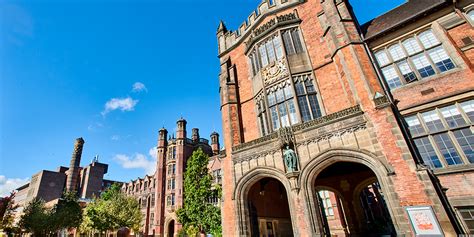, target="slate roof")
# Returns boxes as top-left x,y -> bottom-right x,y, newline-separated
361,0 -> 450,40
